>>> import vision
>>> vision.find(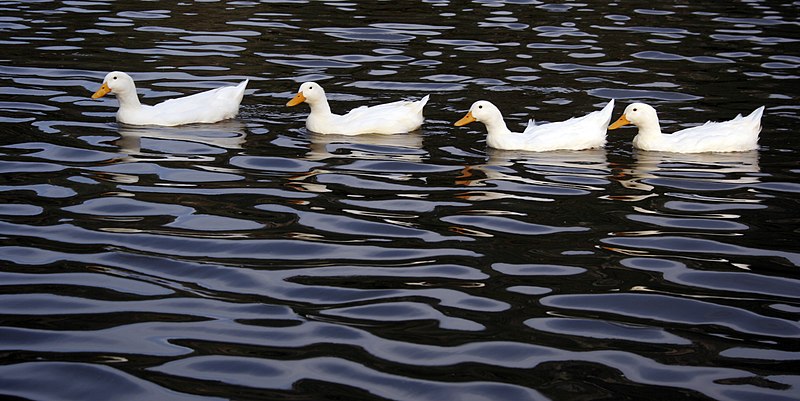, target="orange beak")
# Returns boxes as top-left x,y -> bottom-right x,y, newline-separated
608,114 -> 631,130
91,82 -> 111,99
454,111 -> 476,127
286,92 -> 306,107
